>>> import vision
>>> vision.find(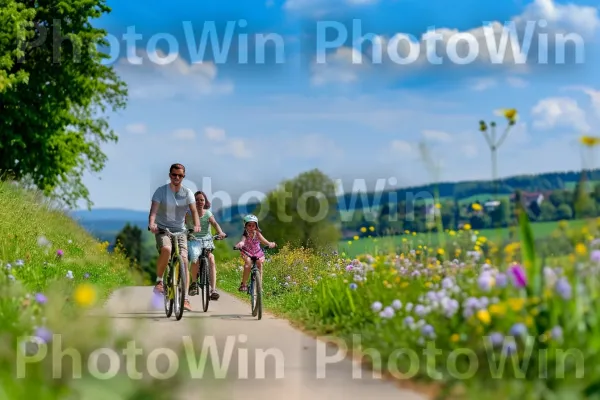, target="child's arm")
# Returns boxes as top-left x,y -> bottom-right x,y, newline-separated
235,235 -> 246,248
258,232 -> 276,248
209,216 -> 226,237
